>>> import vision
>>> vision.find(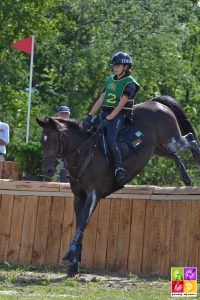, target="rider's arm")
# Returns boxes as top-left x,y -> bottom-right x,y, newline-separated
106,95 -> 129,120
89,92 -> 105,116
